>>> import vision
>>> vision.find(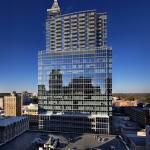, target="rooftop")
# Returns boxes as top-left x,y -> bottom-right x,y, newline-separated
0,116 -> 27,127
129,136 -> 145,146
23,103 -> 38,110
